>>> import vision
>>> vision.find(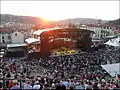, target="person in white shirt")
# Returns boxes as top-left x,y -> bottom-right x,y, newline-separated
33,84 -> 41,90
61,79 -> 69,88
33,81 -> 41,90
